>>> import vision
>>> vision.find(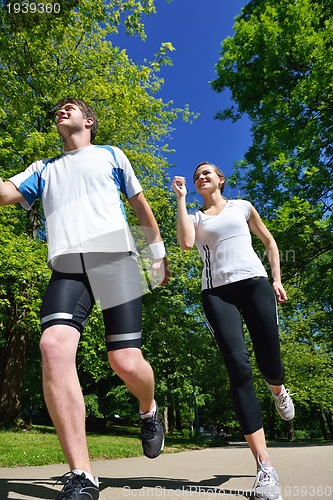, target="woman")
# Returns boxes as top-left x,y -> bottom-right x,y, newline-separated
172,162 -> 294,500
